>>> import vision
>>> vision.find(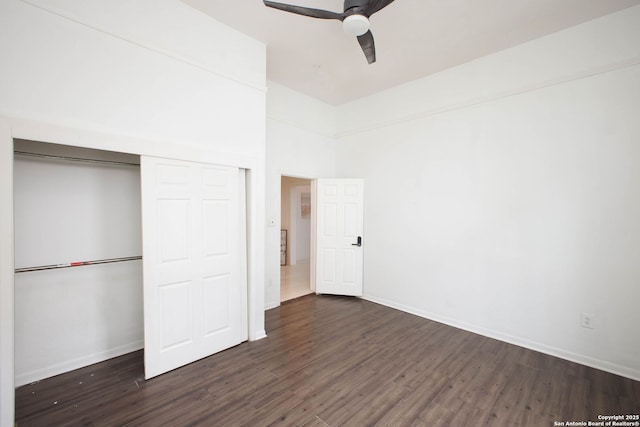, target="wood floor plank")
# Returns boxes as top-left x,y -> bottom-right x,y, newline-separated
16,295 -> 640,426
